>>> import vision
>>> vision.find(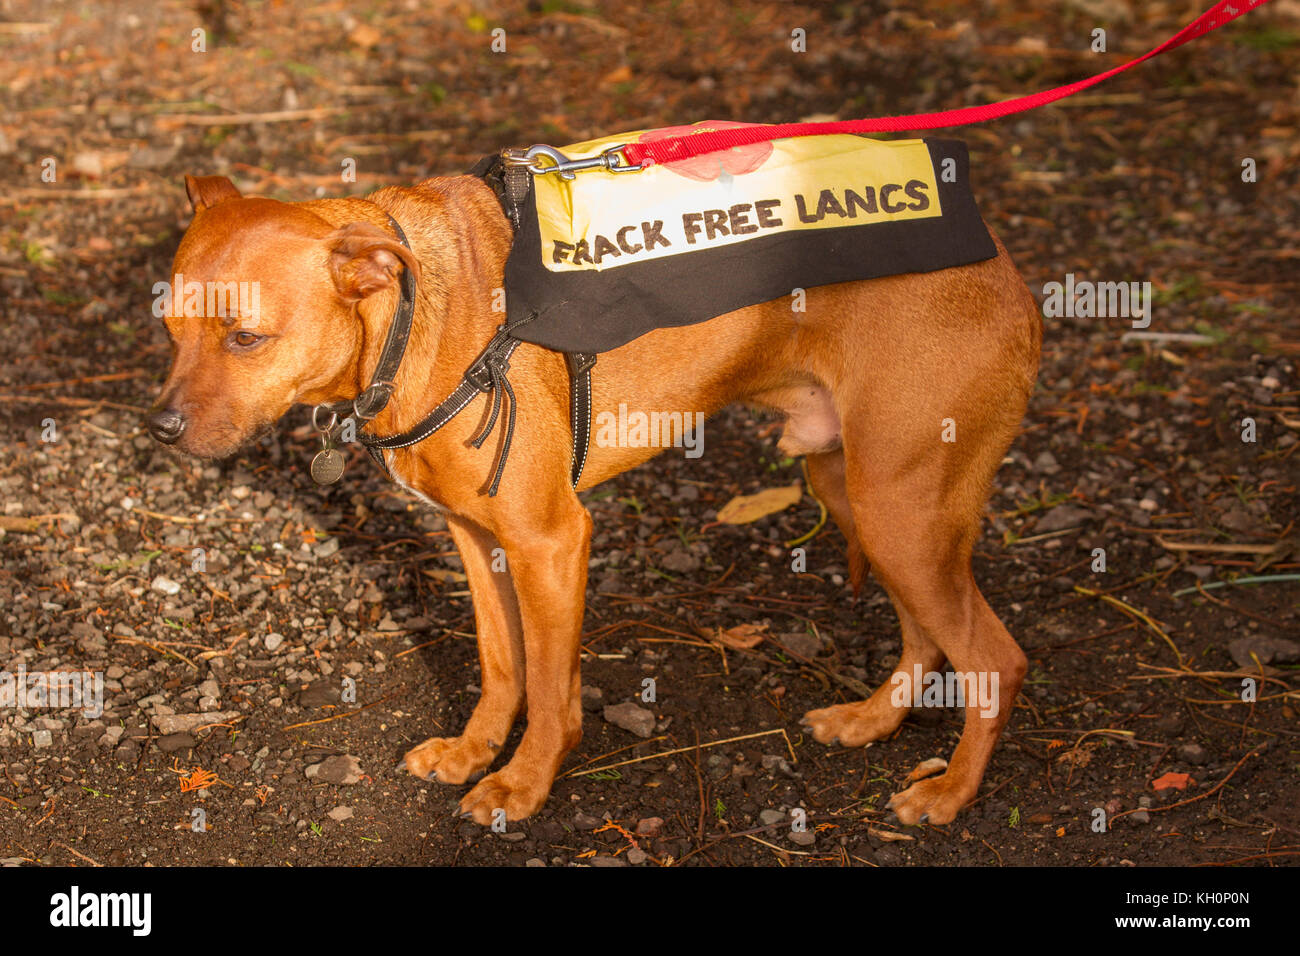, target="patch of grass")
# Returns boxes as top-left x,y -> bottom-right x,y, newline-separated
97,549 -> 161,573
42,288 -> 85,306
1193,320 -> 1229,344
203,126 -> 232,148
1234,27 -> 1300,51
24,240 -> 51,265
541,0 -> 594,13
1009,490 -> 1071,518
1153,274 -> 1206,306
